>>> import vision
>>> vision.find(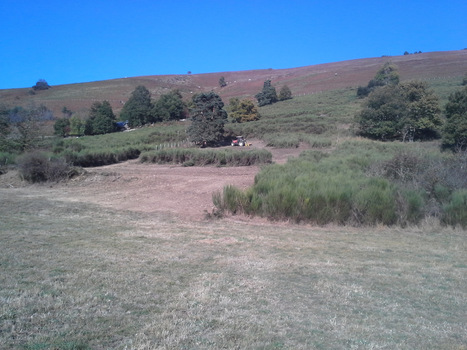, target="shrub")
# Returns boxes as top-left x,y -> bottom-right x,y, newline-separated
263,133 -> 300,148
396,189 -> 425,226
442,190 -> 467,228
255,80 -> 278,106
140,148 -> 272,166
0,152 -> 15,166
17,152 -> 75,183
63,147 -> 140,167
